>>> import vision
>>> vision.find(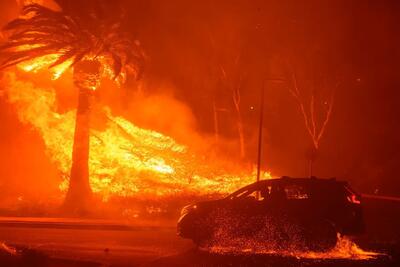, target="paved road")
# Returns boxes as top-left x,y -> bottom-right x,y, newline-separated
0,217 -> 193,266
0,212 -> 398,267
